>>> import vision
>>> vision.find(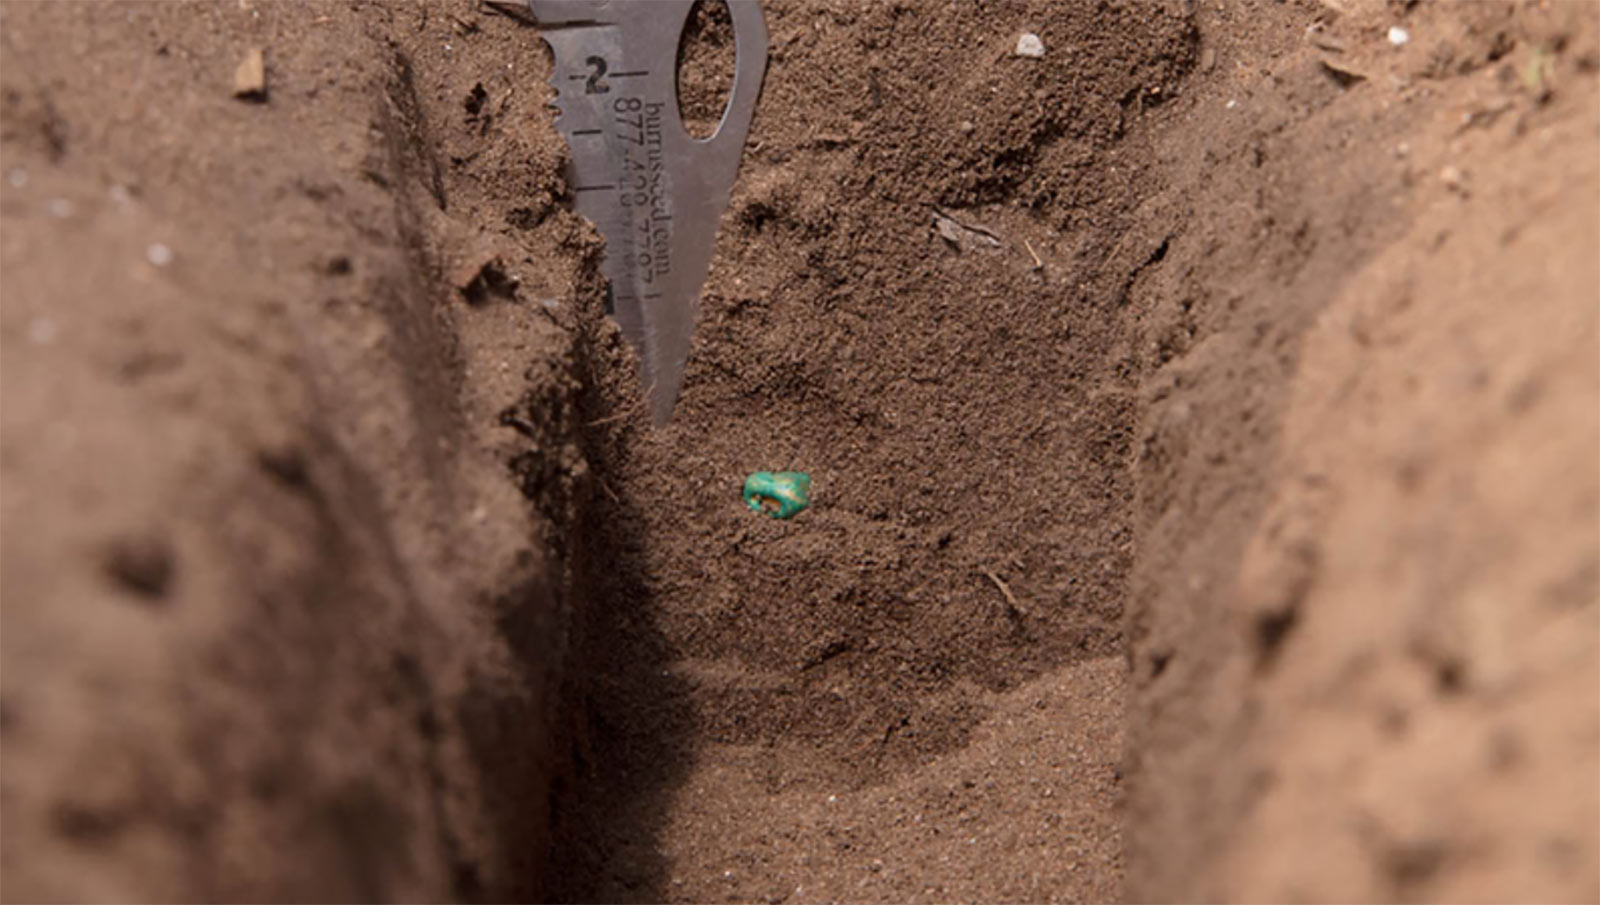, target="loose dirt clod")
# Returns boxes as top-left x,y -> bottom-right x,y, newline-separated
1320,56 -> 1369,85
452,240 -> 517,304
1306,23 -> 1347,53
